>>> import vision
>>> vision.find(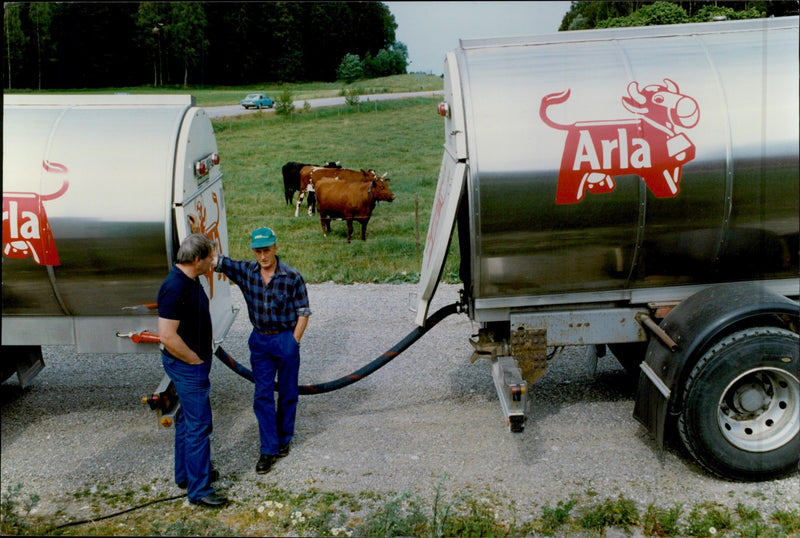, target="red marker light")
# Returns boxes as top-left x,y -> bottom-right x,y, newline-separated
437,102 -> 450,118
